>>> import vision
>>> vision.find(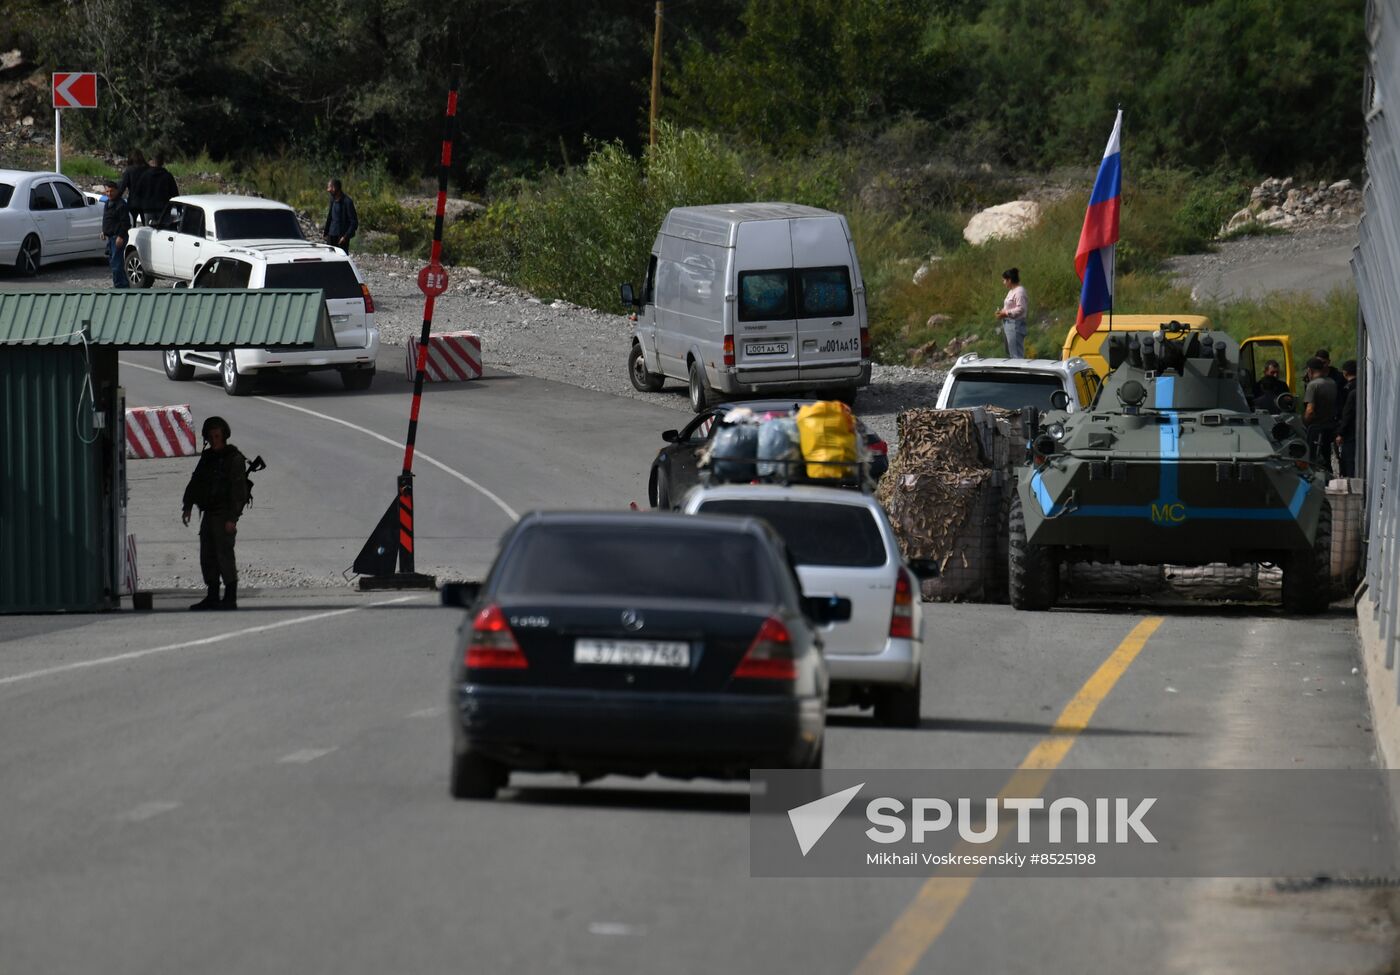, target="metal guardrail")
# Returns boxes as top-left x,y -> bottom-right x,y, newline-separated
1355,0 -> 1400,694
